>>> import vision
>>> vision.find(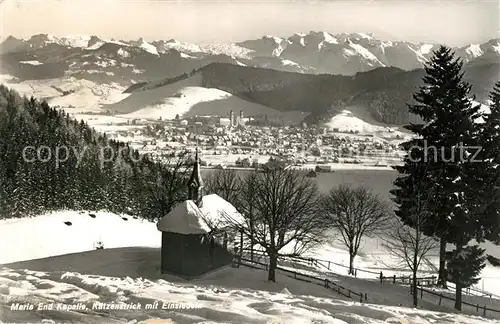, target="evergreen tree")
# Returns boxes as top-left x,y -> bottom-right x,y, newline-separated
476,82 -> 500,243
0,86 -> 189,221
391,46 -> 491,310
